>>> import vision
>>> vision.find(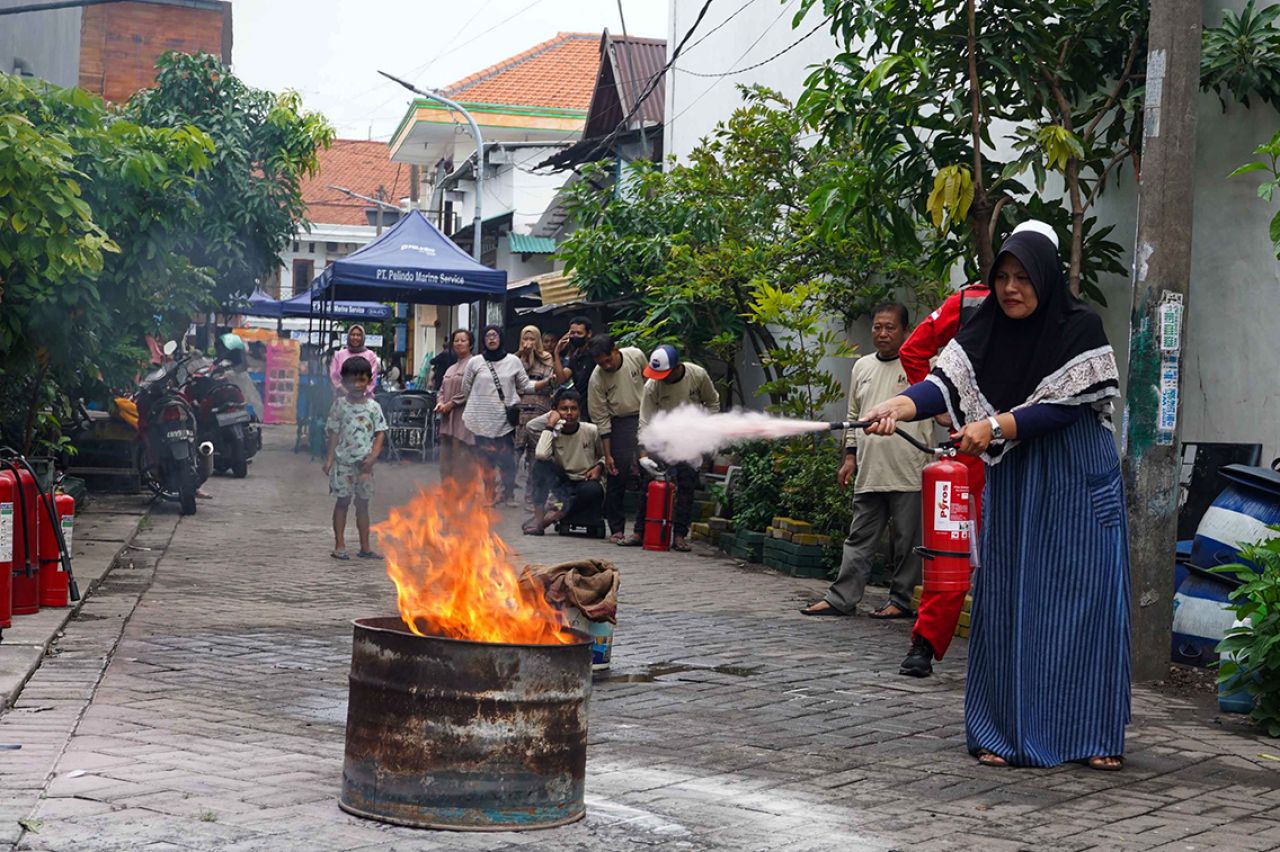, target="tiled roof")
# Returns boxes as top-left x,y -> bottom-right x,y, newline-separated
299,139 -> 411,226
441,32 -> 600,111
